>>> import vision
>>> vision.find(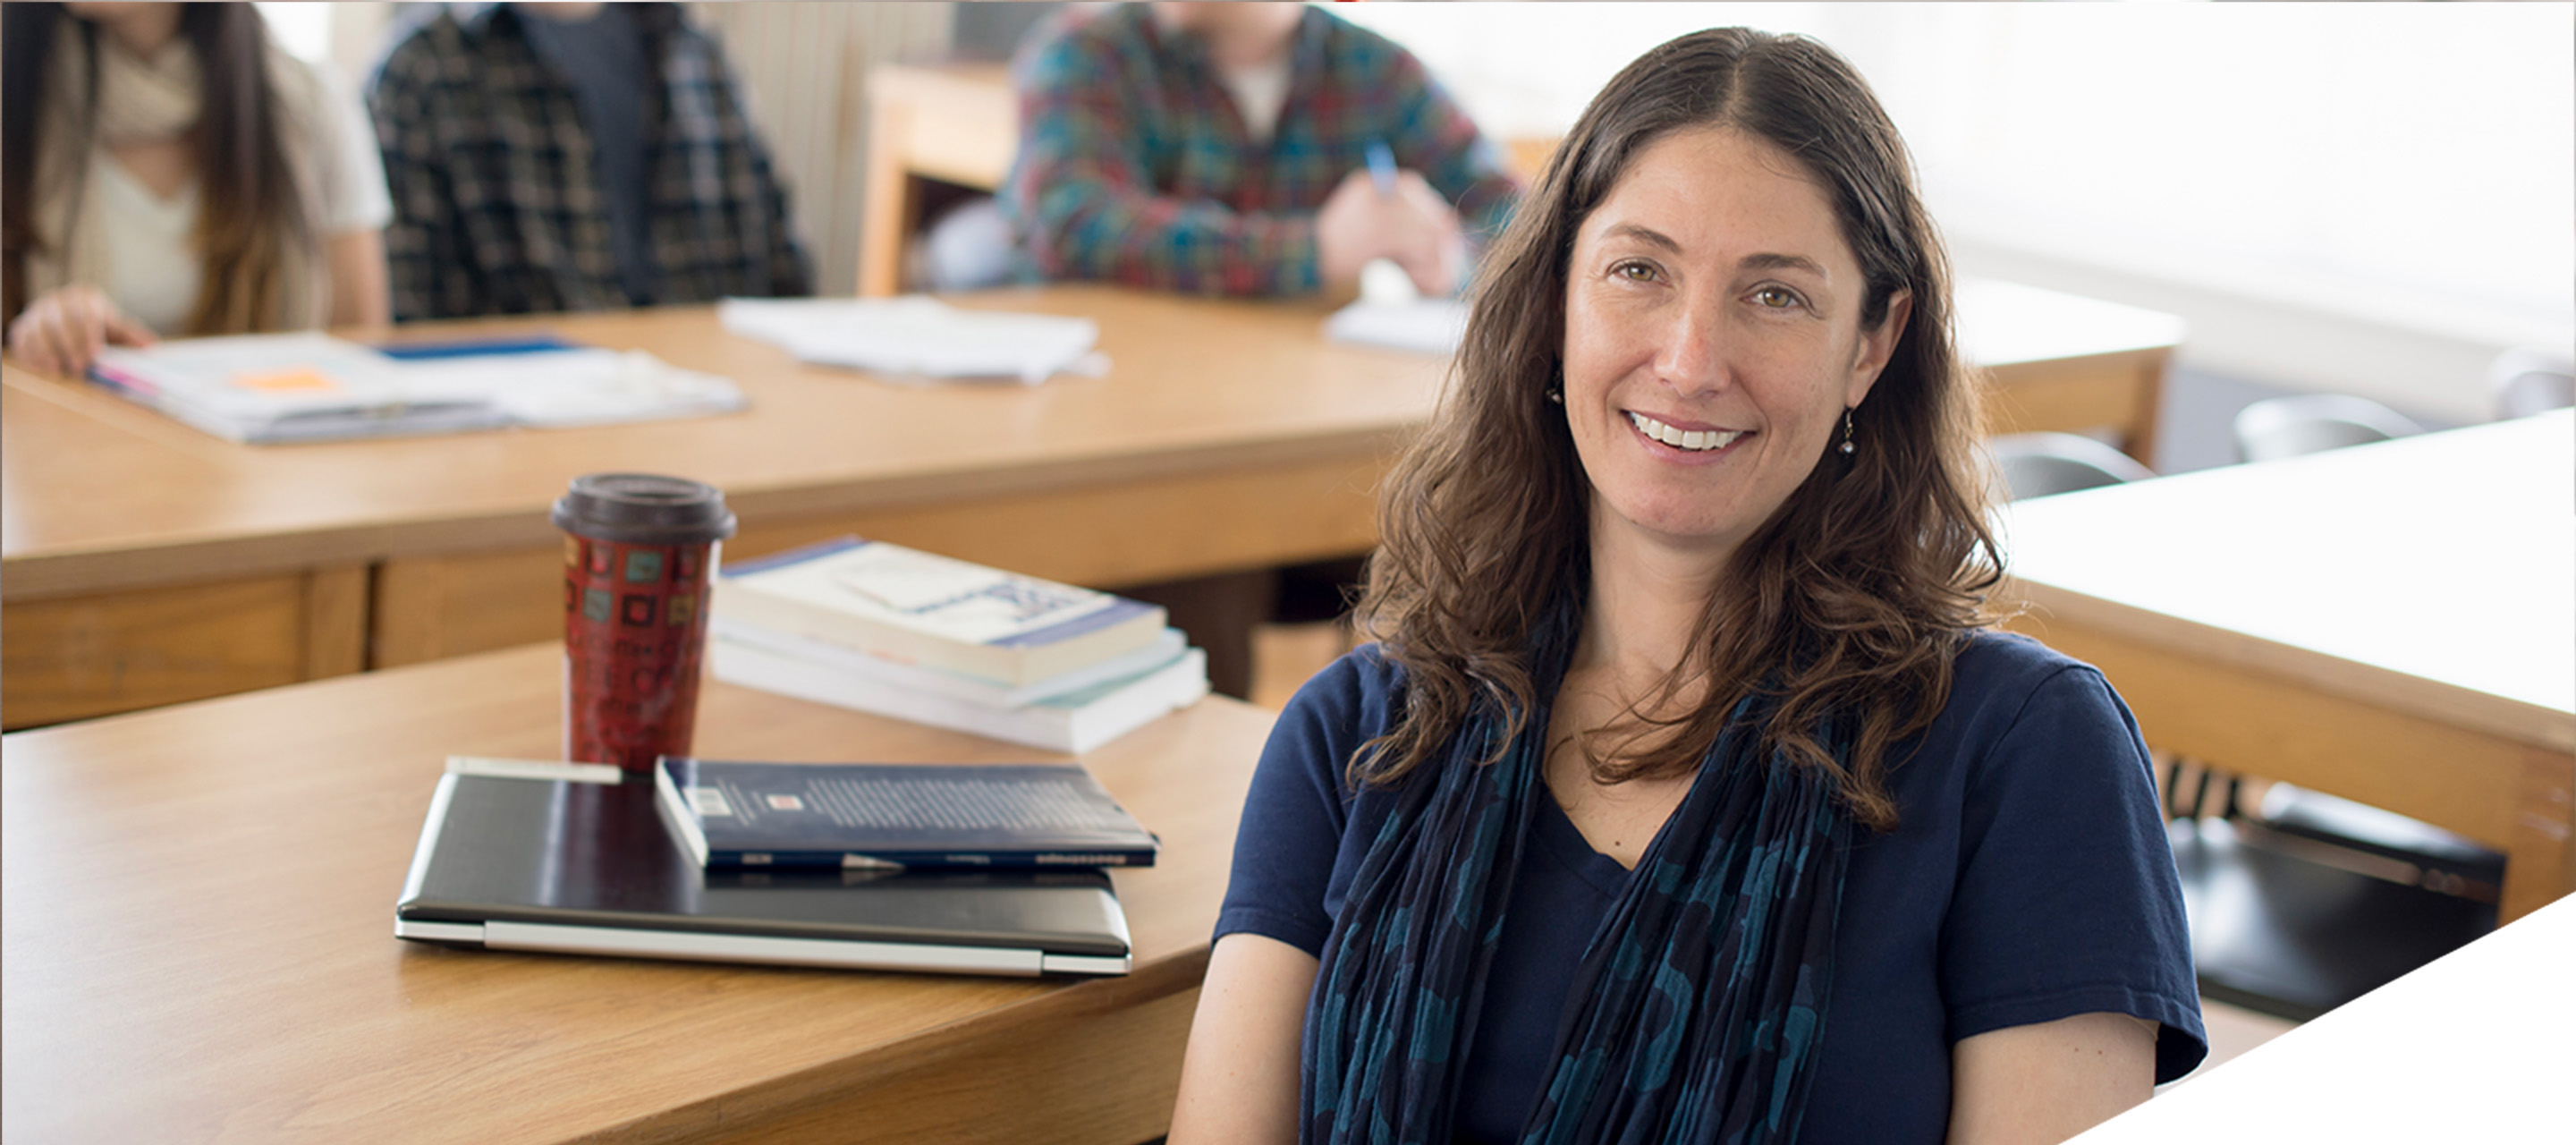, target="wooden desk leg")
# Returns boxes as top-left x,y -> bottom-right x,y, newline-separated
2125,351 -> 2169,466
305,564 -> 369,677
2502,747 -> 2576,922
